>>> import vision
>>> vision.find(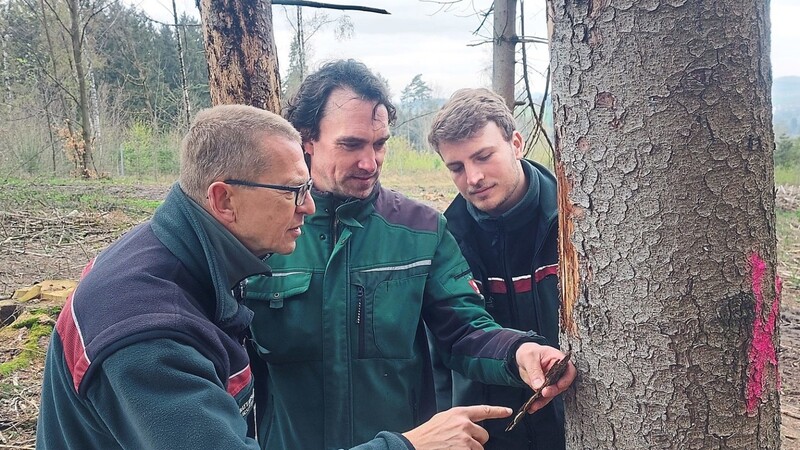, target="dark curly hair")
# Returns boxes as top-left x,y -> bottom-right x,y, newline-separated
284,59 -> 397,143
